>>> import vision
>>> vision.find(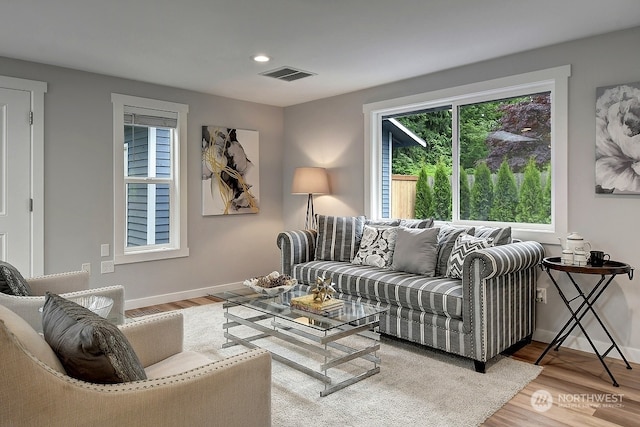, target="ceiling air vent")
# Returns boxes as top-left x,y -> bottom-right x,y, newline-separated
260,66 -> 316,82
